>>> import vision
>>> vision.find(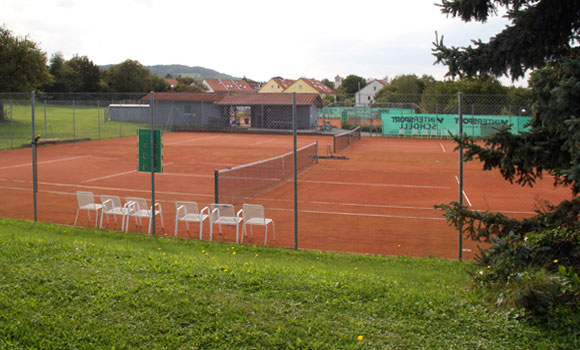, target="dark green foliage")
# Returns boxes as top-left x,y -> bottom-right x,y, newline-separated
468,229 -> 580,318
103,59 -> 152,93
433,0 -> 580,79
0,25 -> 51,93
